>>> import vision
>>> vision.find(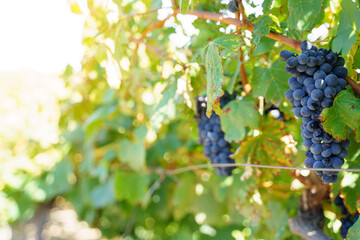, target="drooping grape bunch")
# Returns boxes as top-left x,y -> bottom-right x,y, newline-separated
334,195 -> 359,238
196,93 -> 235,176
280,40 -> 350,184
